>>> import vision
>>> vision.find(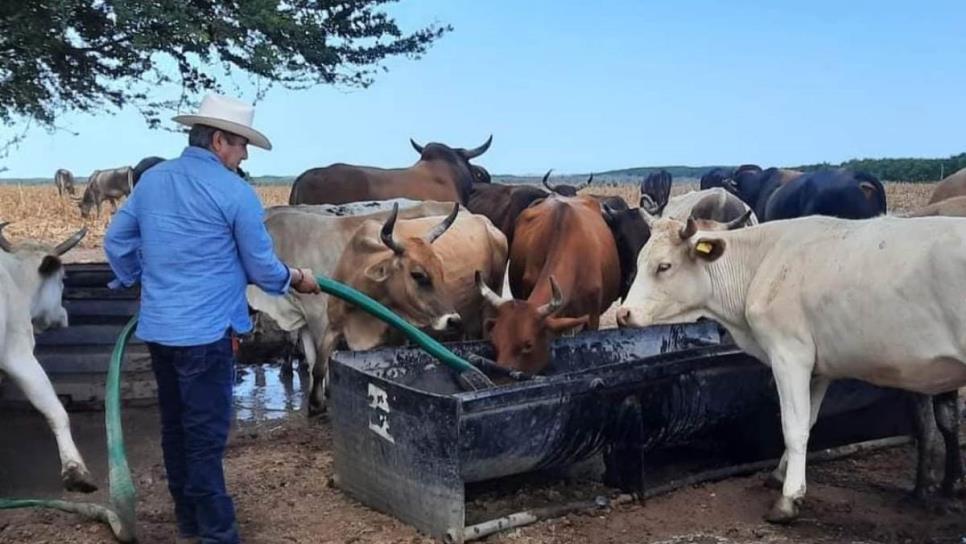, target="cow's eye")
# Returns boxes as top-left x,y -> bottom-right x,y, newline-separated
411,271 -> 431,287
656,262 -> 671,273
